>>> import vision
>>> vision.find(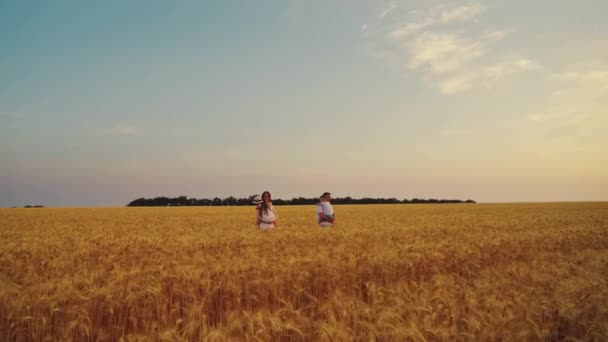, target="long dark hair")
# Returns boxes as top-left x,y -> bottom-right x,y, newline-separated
260,191 -> 272,214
